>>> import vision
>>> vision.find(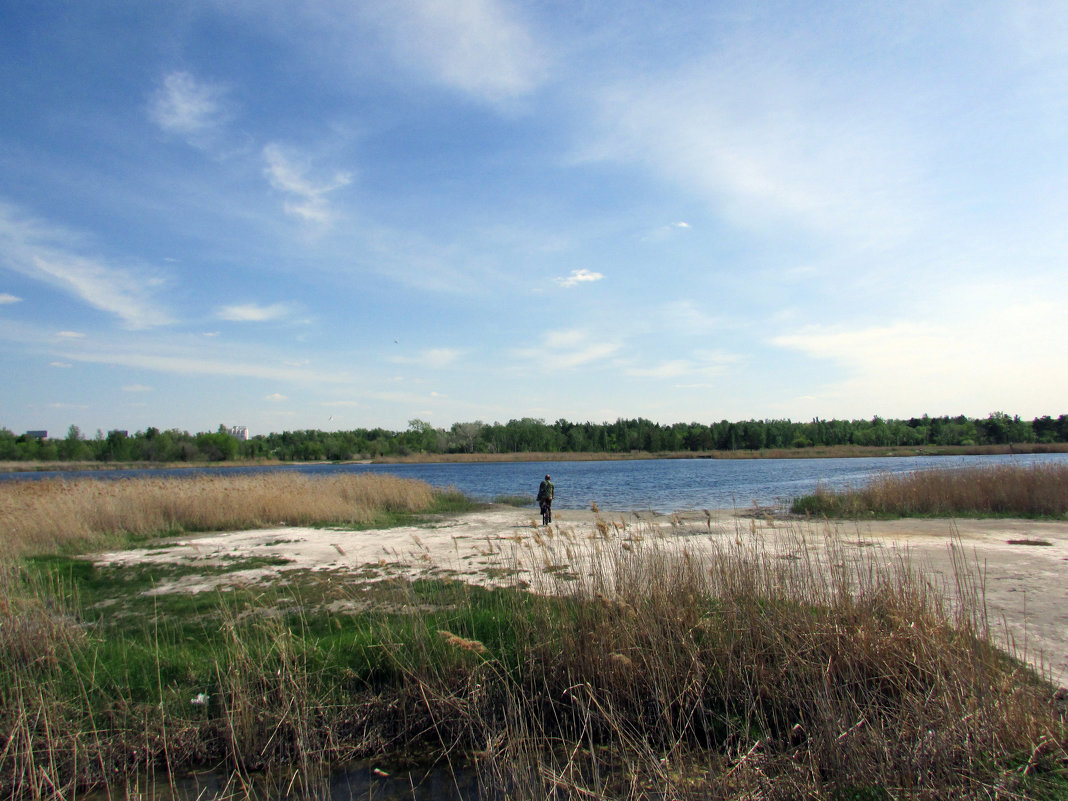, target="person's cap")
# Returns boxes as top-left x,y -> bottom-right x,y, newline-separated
545,474 -> 551,479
